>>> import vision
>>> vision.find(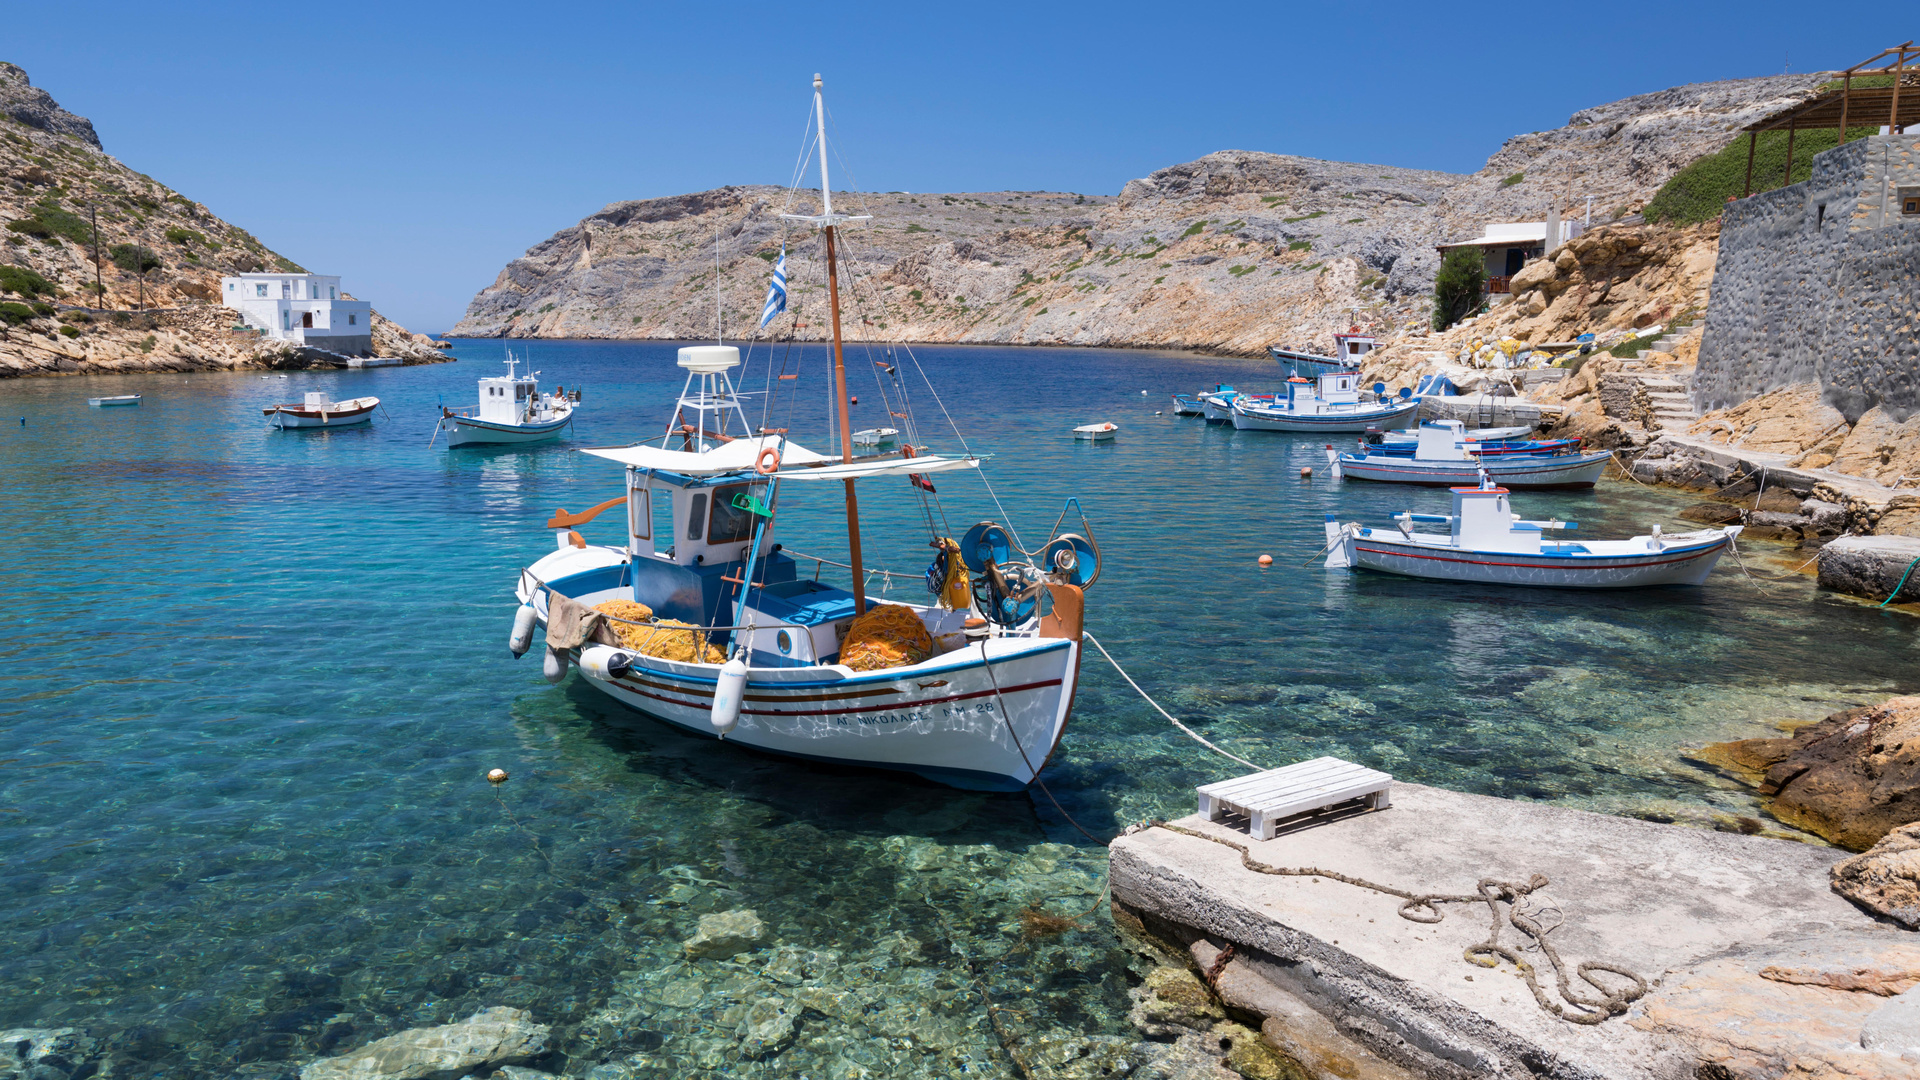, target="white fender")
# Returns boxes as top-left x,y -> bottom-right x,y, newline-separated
710,653 -> 749,736
1324,515 -> 1352,569
578,646 -> 634,681
509,603 -> 538,658
1325,444 -> 1343,480
543,646 -> 569,684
